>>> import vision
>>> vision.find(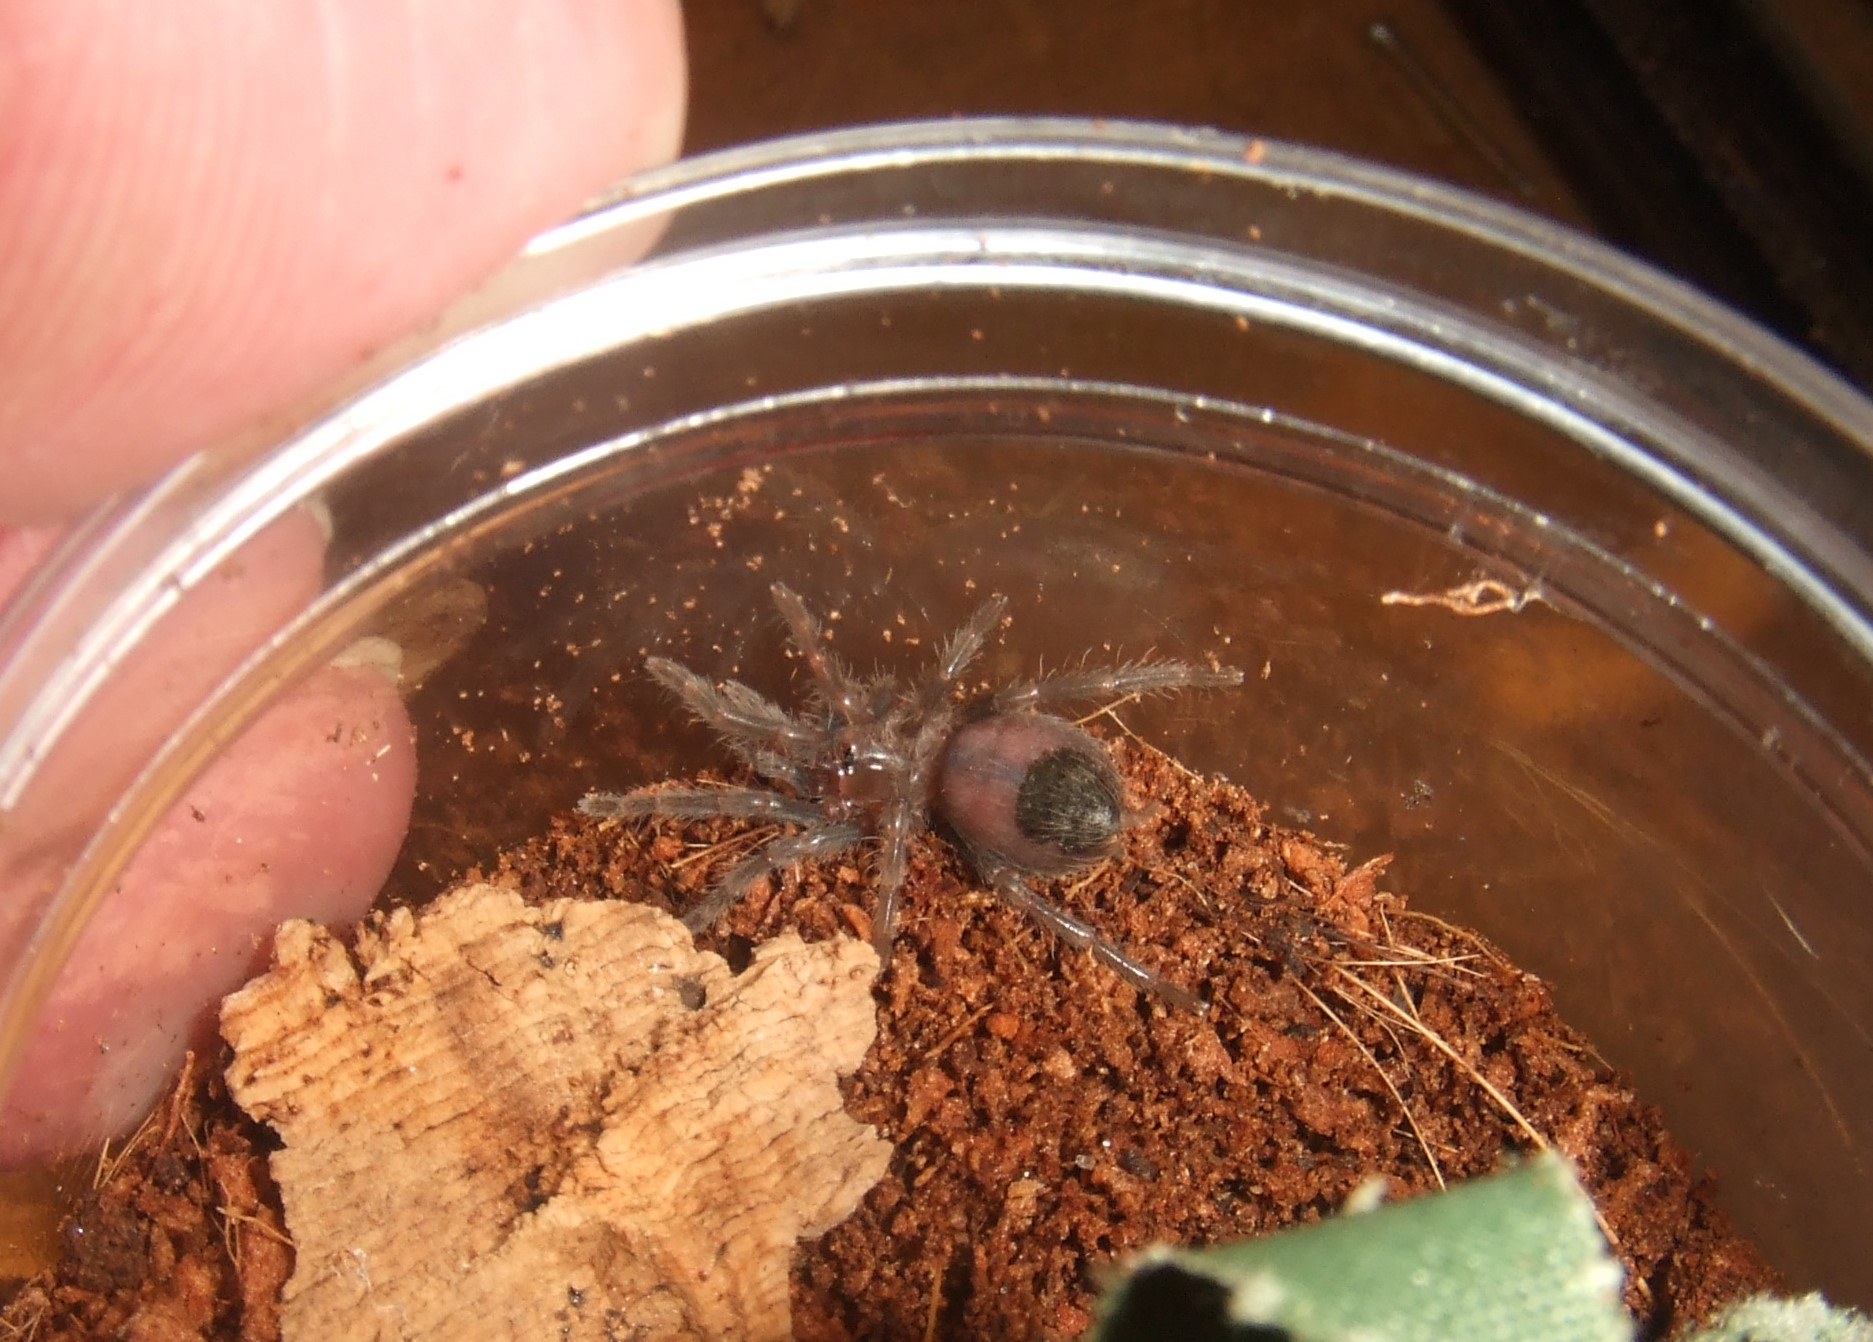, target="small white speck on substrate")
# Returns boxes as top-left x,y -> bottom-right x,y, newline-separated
1261,661 -> 1272,680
